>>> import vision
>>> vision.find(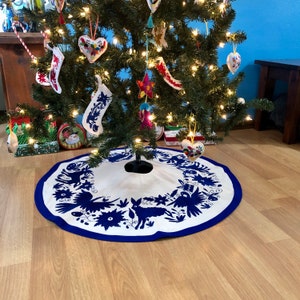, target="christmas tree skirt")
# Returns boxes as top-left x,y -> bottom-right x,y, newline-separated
35,148 -> 242,242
